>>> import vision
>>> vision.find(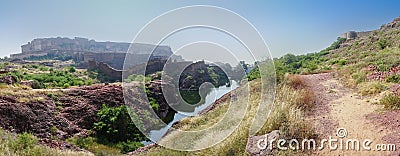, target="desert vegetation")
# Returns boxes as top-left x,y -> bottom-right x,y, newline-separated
1,63 -> 95,89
